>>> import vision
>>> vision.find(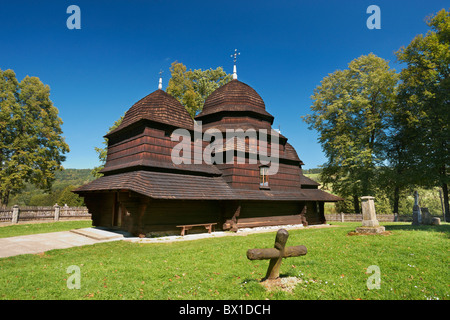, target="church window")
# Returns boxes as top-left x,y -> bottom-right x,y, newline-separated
259,166 -> 269,188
